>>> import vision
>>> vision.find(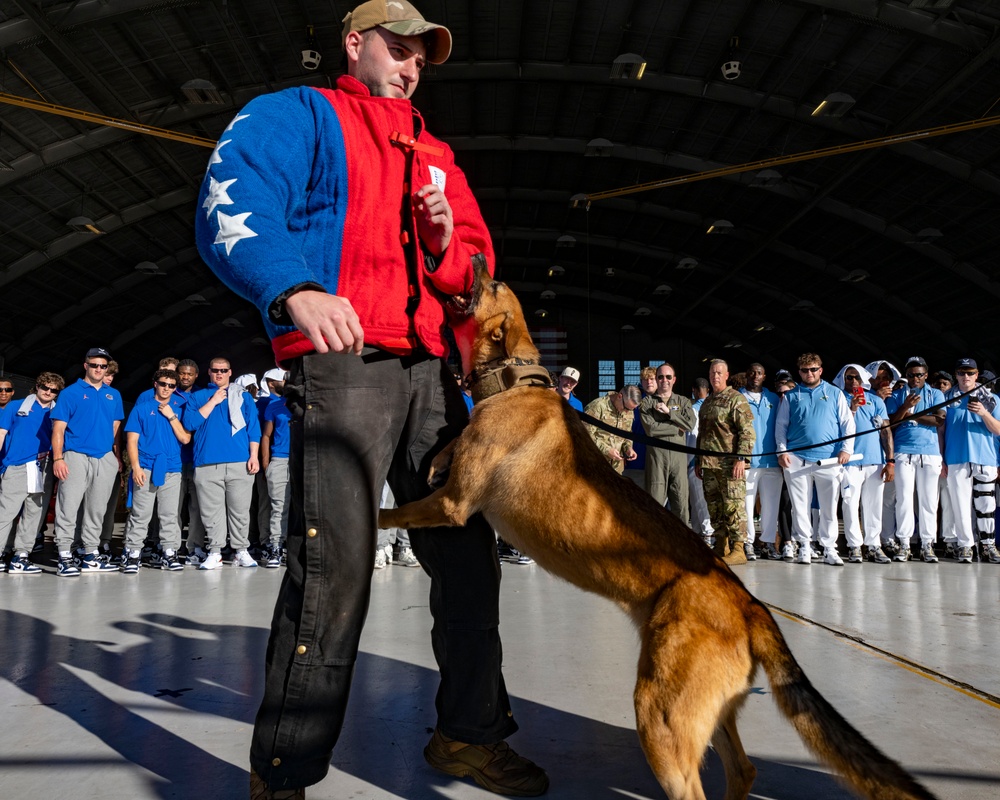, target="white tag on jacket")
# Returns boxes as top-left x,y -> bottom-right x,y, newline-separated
429,166 -> 447,191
